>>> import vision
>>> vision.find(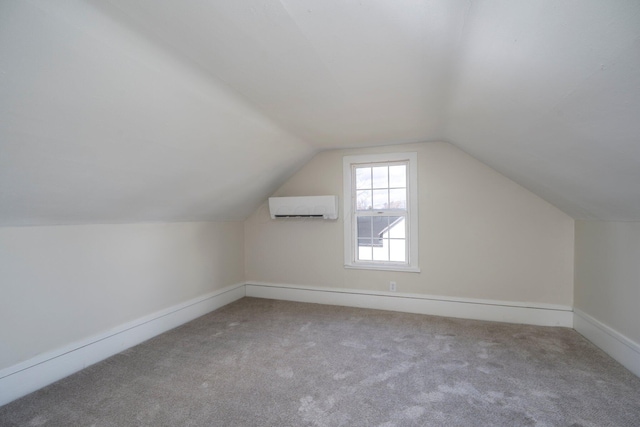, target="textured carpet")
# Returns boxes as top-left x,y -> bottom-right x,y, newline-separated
1,297 -> 640,426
